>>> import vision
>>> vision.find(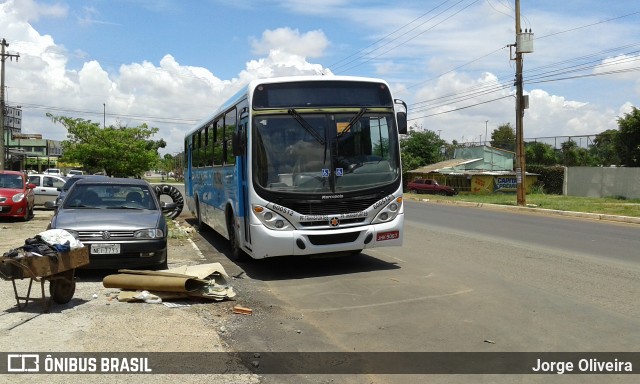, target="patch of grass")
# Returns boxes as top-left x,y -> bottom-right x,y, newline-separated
166,218 -> 191,239
407,192 -> 640,218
